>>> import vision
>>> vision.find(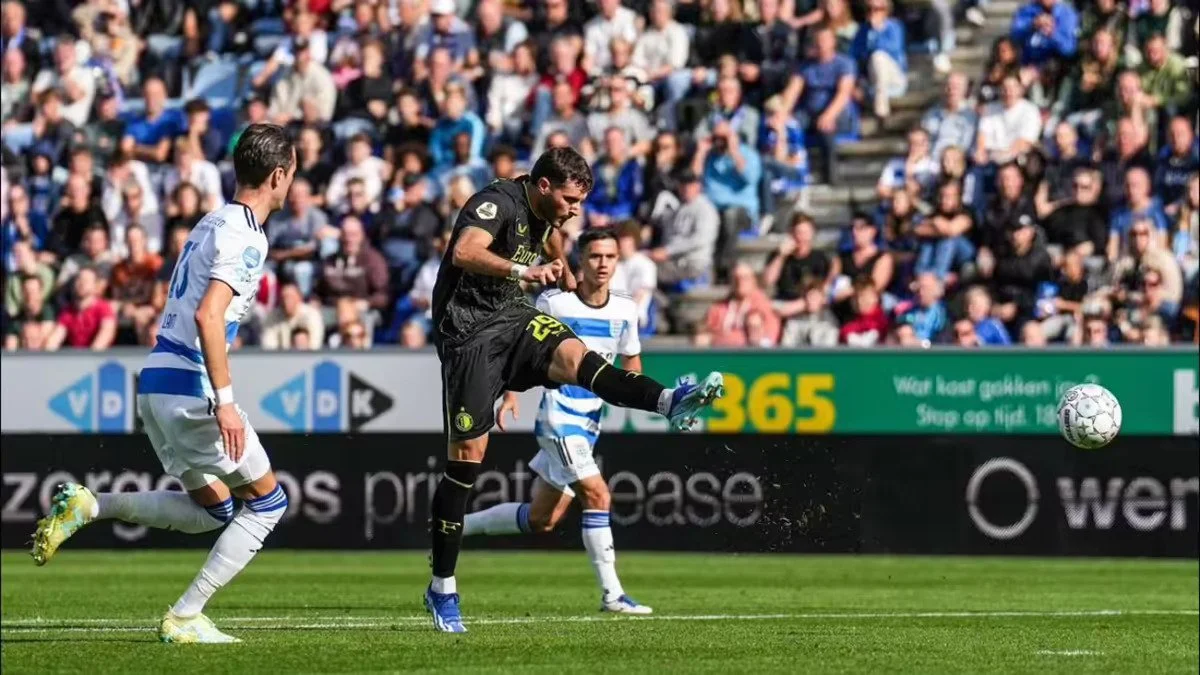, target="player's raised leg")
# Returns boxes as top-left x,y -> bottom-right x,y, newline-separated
547,338 -> 723,430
